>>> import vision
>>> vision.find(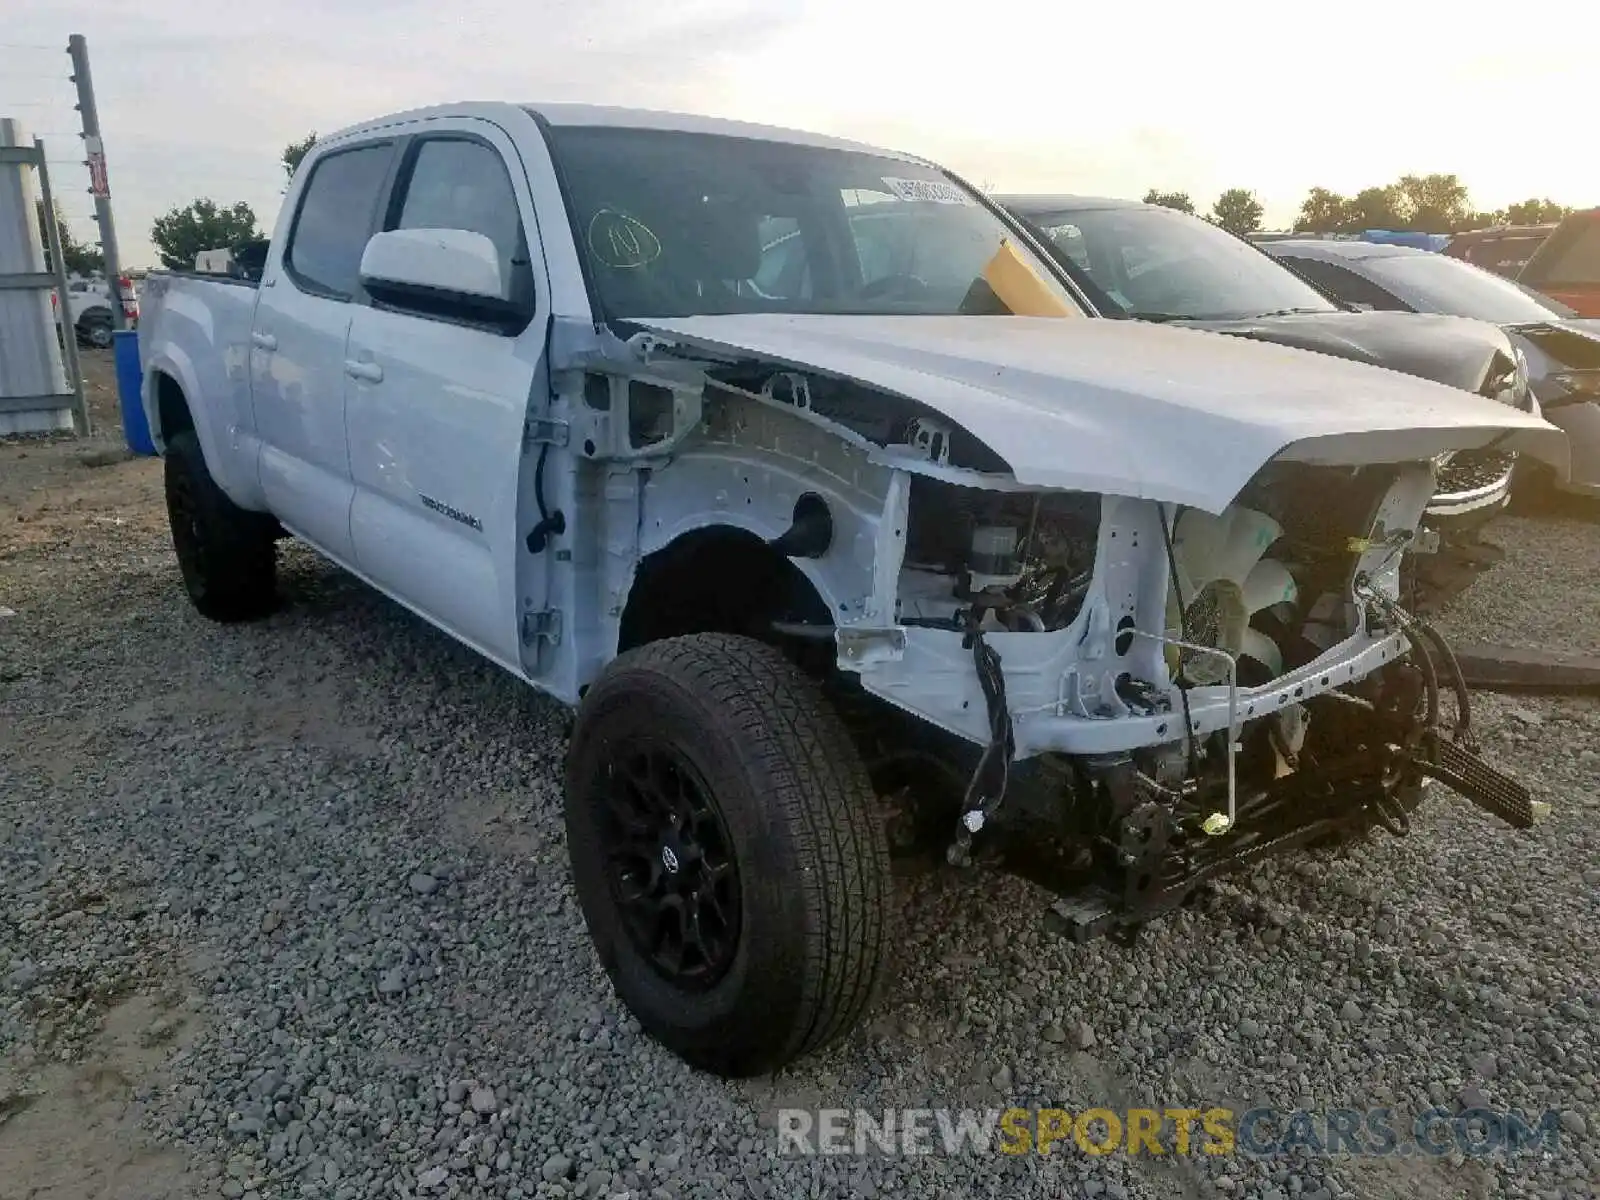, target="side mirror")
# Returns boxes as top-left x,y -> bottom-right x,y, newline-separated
360,228 -> 507,302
